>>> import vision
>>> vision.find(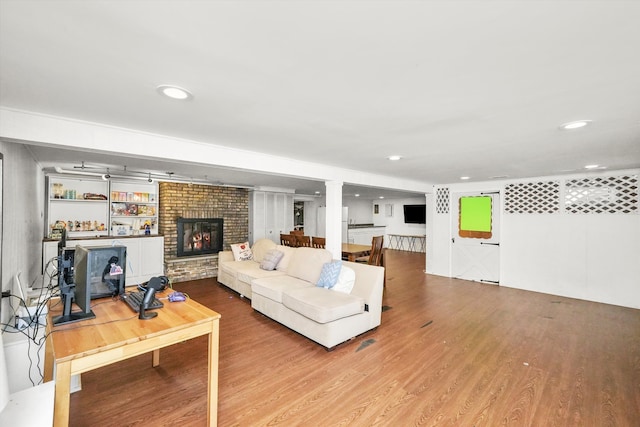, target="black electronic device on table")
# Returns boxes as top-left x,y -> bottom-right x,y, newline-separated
53,241 -> 128,326
52,232 -> 95,326
124,276 -> 168,320
121,291 -> 164,313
